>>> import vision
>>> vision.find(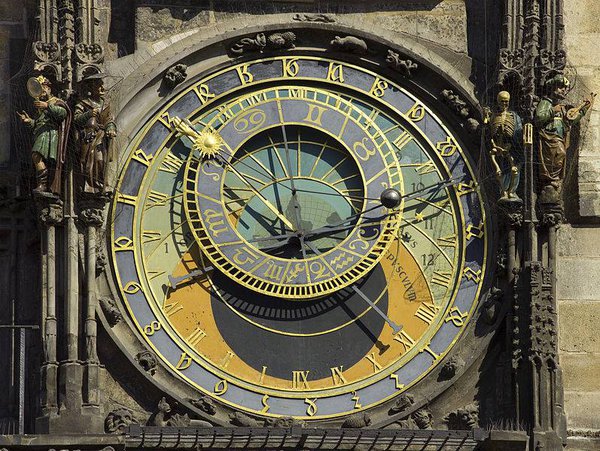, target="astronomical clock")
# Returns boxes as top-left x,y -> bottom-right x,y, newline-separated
108,50 -> 489,424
